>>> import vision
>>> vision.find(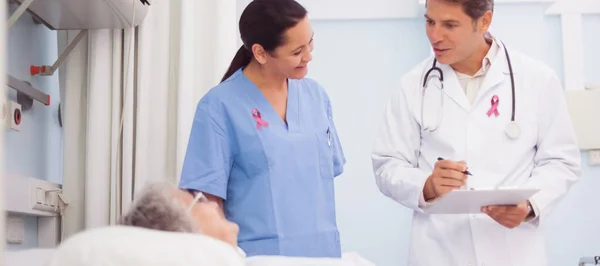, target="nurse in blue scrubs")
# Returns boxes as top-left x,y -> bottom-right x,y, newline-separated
179,0 -> 346,258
